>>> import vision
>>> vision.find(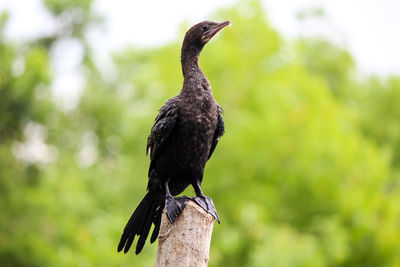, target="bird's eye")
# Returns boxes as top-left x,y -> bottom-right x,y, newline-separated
202,26 -> 208,31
